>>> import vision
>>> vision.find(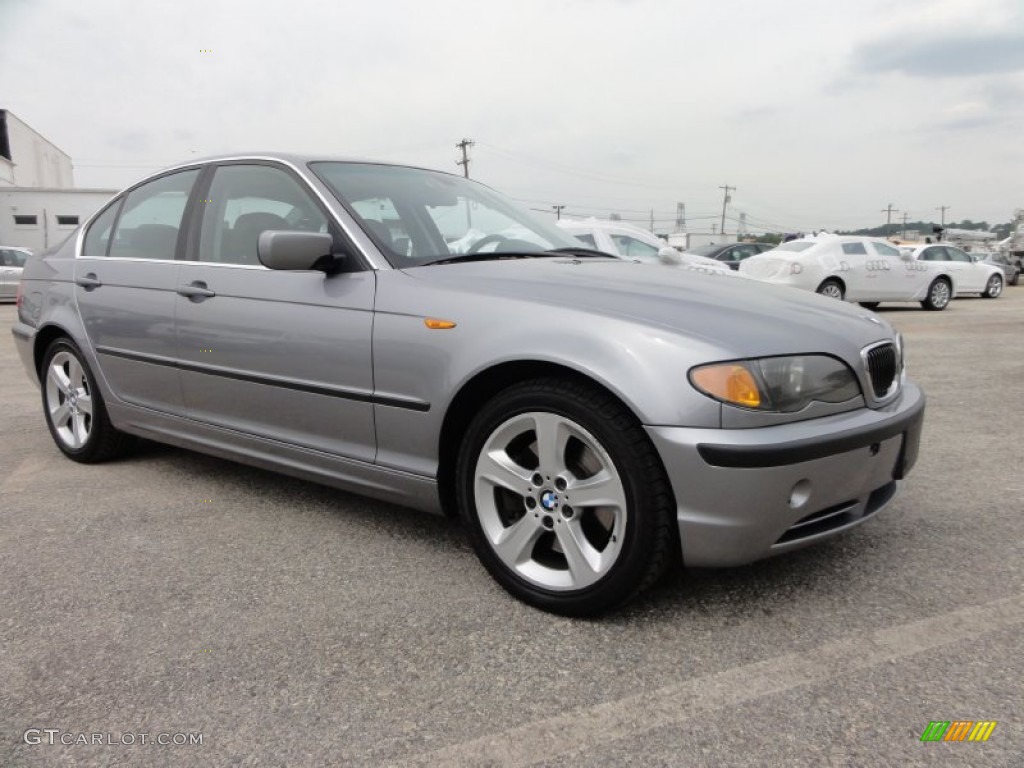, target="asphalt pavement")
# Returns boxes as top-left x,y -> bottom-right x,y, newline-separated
1,290 -> 1022,767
